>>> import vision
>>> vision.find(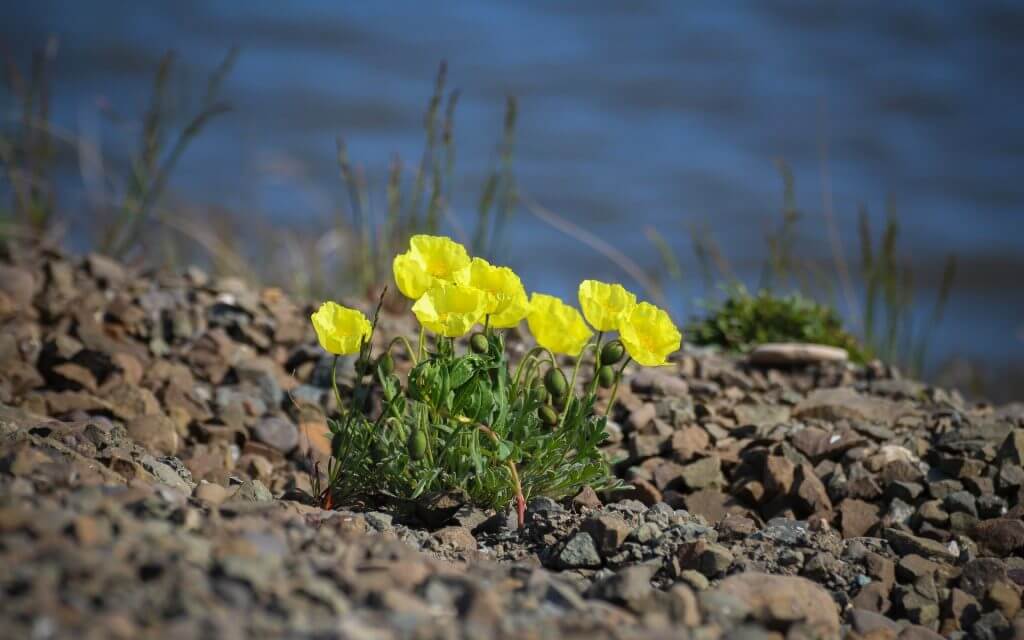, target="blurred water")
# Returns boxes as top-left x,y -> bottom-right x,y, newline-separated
4,1 -> 1023,390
